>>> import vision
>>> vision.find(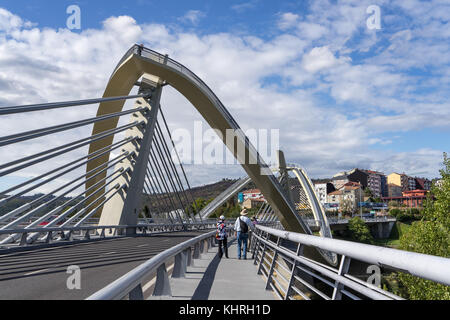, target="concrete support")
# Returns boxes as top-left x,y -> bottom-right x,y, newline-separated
186,247 -> 192,266
172,252 -> 187,278
370,221 -> 395,239
152,263 -> 172,296
99,77 -> 162,232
